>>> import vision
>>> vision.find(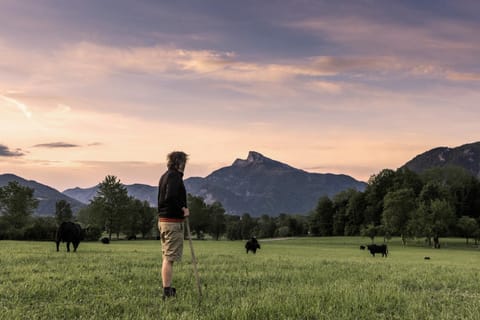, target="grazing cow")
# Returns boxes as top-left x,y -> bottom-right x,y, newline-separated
360,245 -> 366,250
366,244 -> 388,257
245,237 -> 261,254
101,237 -> 110,244
127,235 -> 137,240
56,222 -> 84,252
424,256 -> 430,260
